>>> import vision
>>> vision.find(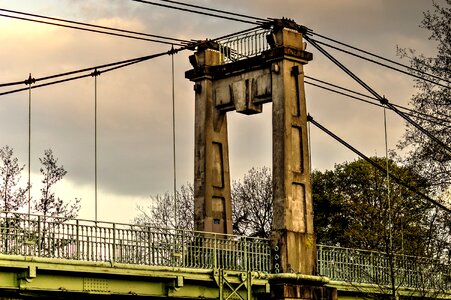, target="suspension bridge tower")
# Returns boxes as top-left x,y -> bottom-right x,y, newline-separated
186,19 -> 336,300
